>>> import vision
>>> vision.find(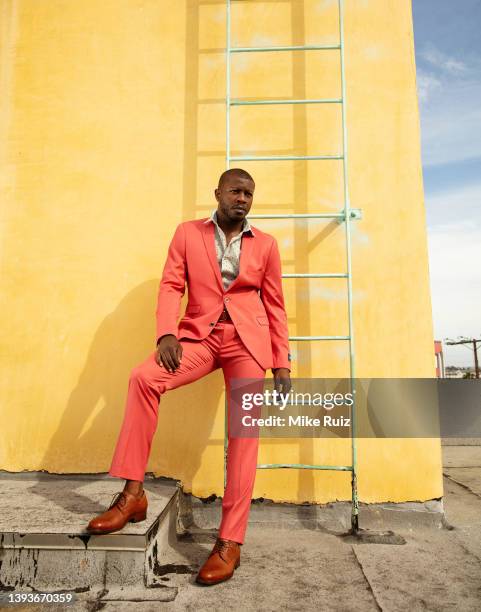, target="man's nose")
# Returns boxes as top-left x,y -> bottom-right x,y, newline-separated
237,192 -> 247,203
